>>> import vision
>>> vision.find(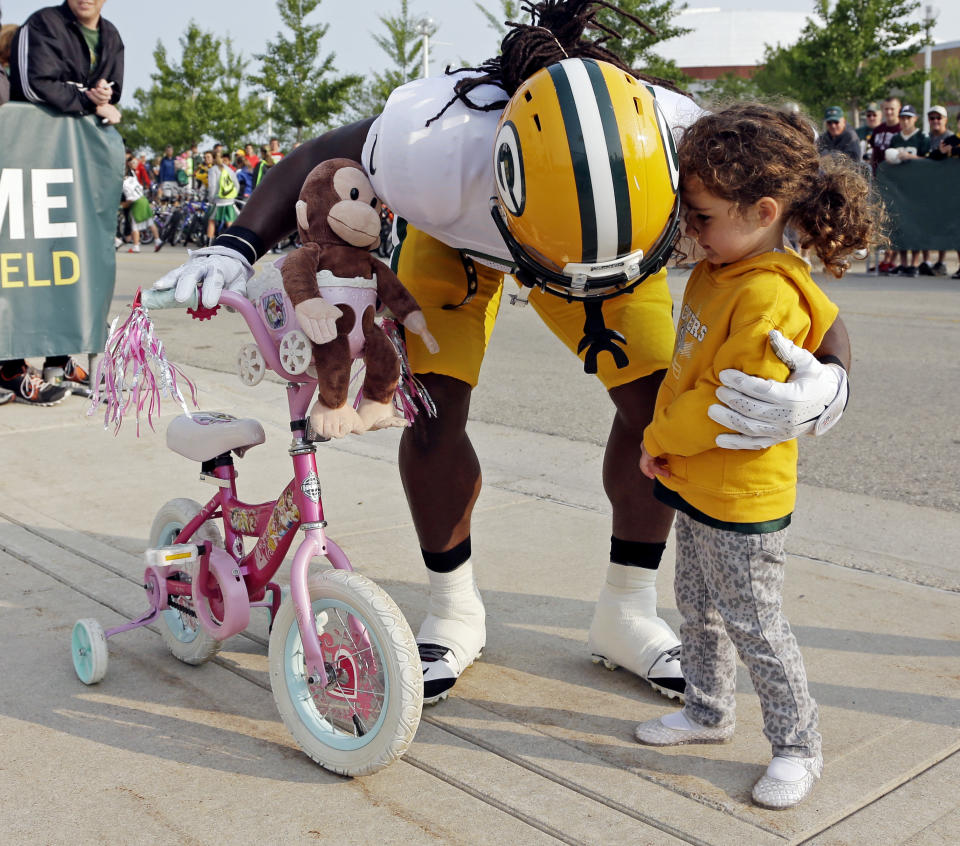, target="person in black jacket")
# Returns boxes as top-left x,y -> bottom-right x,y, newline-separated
0,0 -> 123,405
9,0 -> 122,125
